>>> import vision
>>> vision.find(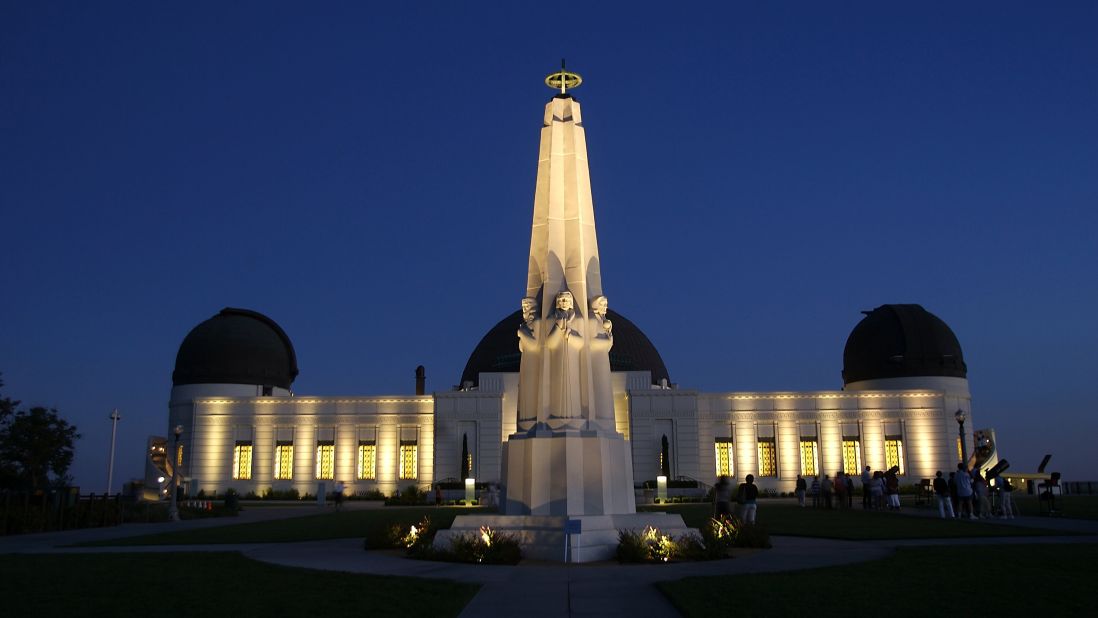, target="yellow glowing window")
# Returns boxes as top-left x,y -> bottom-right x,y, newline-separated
757,439 -> 777,477
232,442 -> 252,480
275,442 -> 293,480
884,438 -> 905,475
316,442 -> 335,480
842,440 -> 861,474
714,439 -> 733,477
176,443 -> 183,468
799,440 -> 818,477
358,442 -> 376,480
399,441 -> 418,480
957,437 -> 963,463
